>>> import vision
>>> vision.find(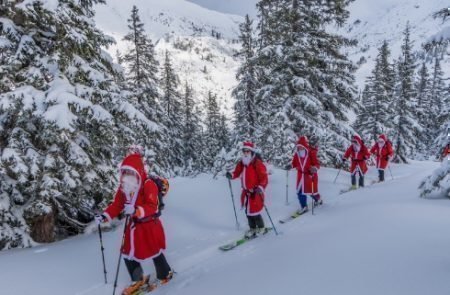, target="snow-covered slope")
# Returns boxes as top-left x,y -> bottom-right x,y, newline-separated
94,0 -> 243,114
2,161 -> 450,295
341,0 -> 450,87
